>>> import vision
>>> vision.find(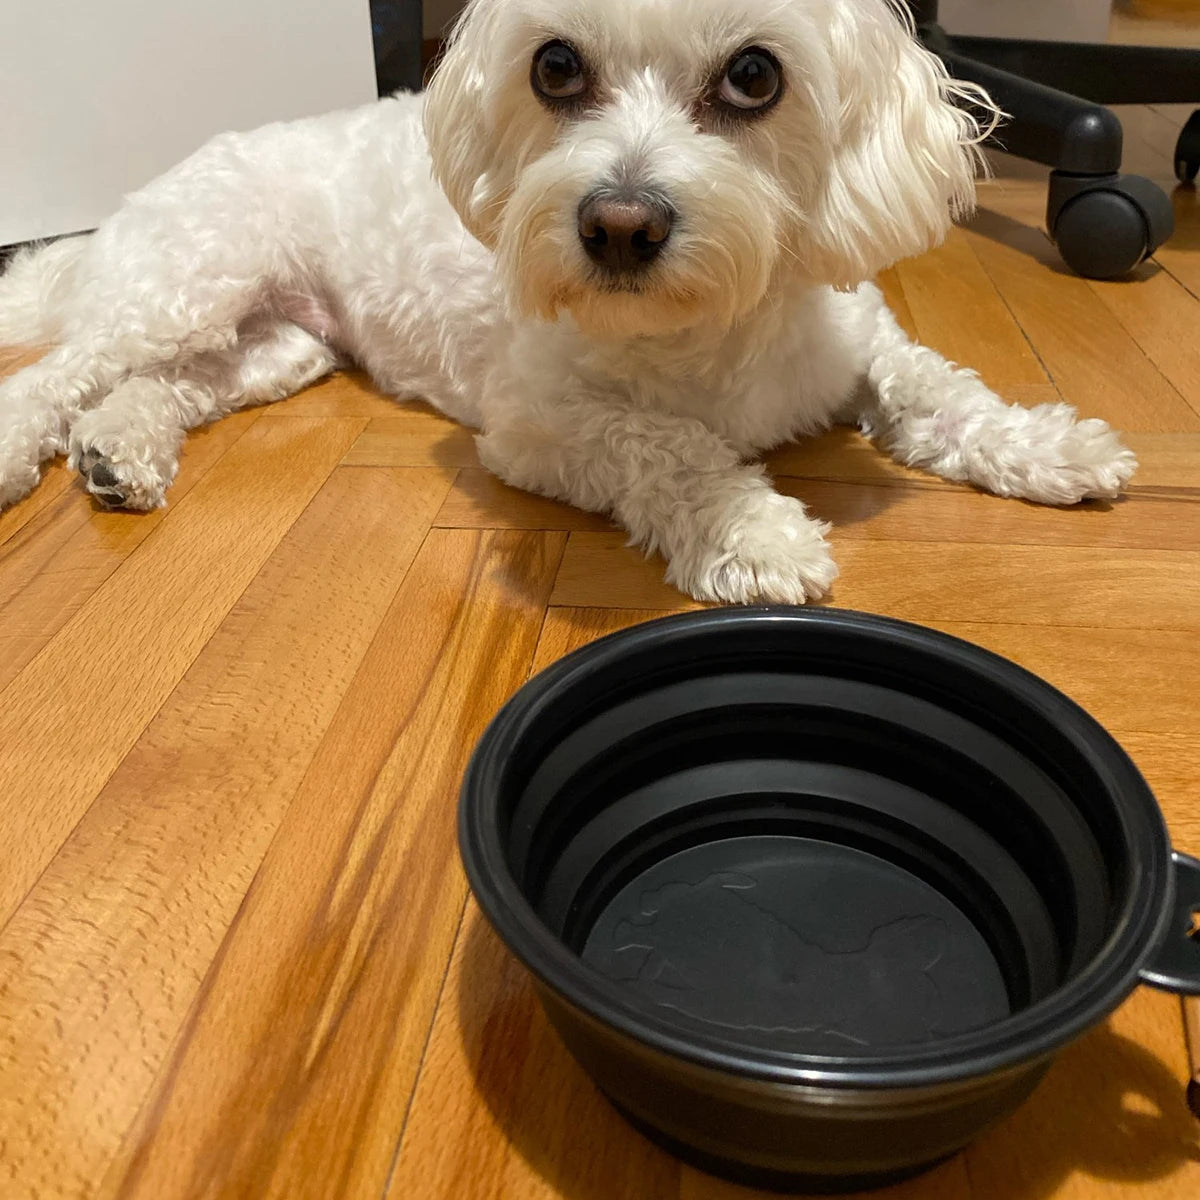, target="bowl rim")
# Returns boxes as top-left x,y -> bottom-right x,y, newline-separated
458,607 -> 1175,1090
